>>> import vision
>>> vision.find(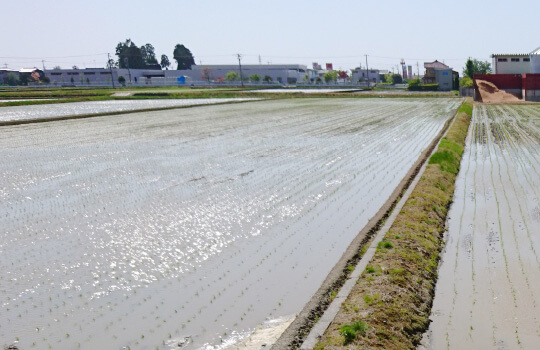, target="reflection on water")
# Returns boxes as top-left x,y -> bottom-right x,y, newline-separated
0,98 -> 258,122
0,98 -> 460,349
